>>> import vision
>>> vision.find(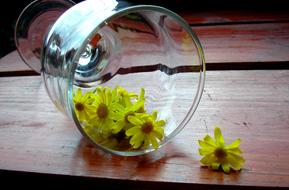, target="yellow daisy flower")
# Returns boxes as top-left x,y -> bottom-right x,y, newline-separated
126,111 -> 165,150
198,126 -> 245,173
87,87 -> 121,136
73,88 -> 95,122
112,99 -> 145,134
116,86 -> 138,106
112,88 -> 146,134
